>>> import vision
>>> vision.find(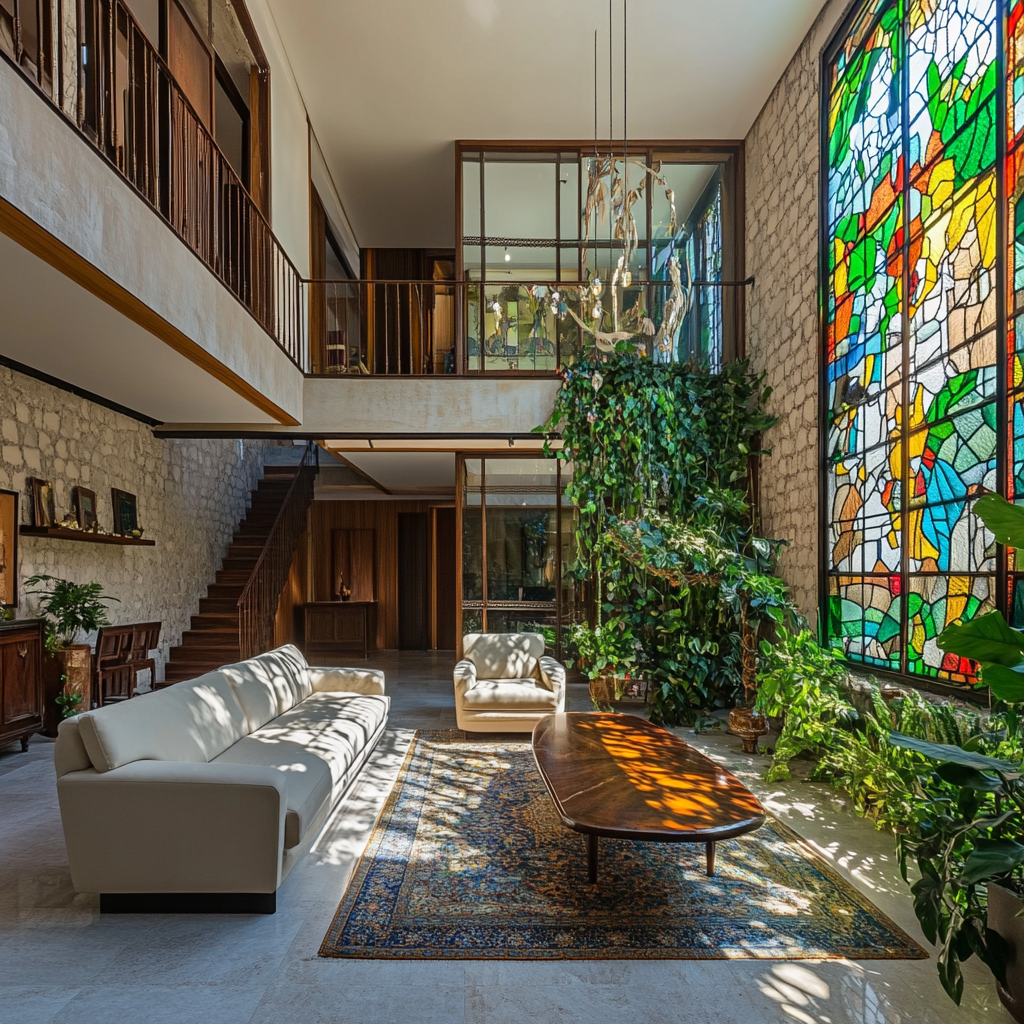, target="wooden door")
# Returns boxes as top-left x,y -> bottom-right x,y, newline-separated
398,512 -> 429,649
432,507 -> 457,650
167,0 -> 212,128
